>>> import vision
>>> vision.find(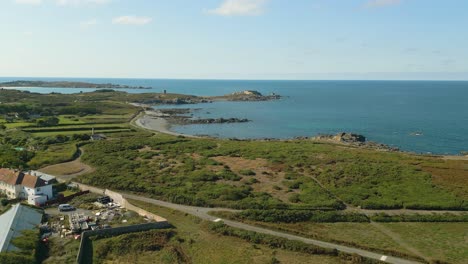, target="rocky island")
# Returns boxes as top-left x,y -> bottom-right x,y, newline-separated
211,90 -> 281,101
